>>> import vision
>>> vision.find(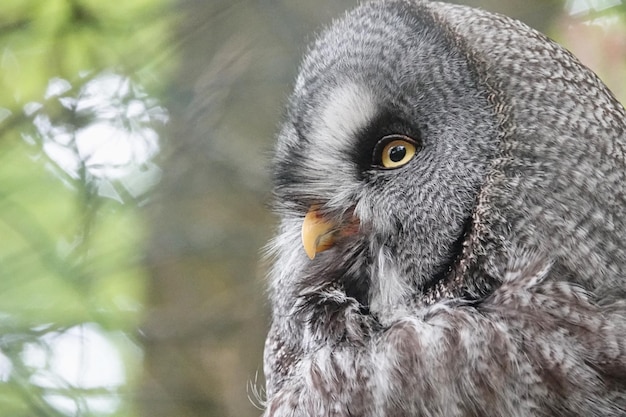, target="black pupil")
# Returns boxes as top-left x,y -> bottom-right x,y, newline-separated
389,145 -> 406,162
